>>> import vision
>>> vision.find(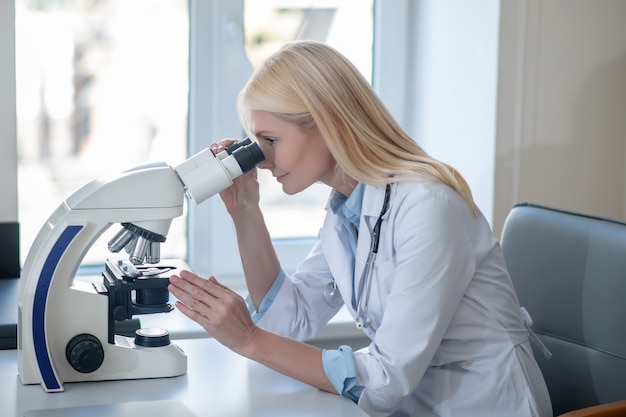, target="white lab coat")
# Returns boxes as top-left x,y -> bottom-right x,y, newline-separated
254,181 -> 552,417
